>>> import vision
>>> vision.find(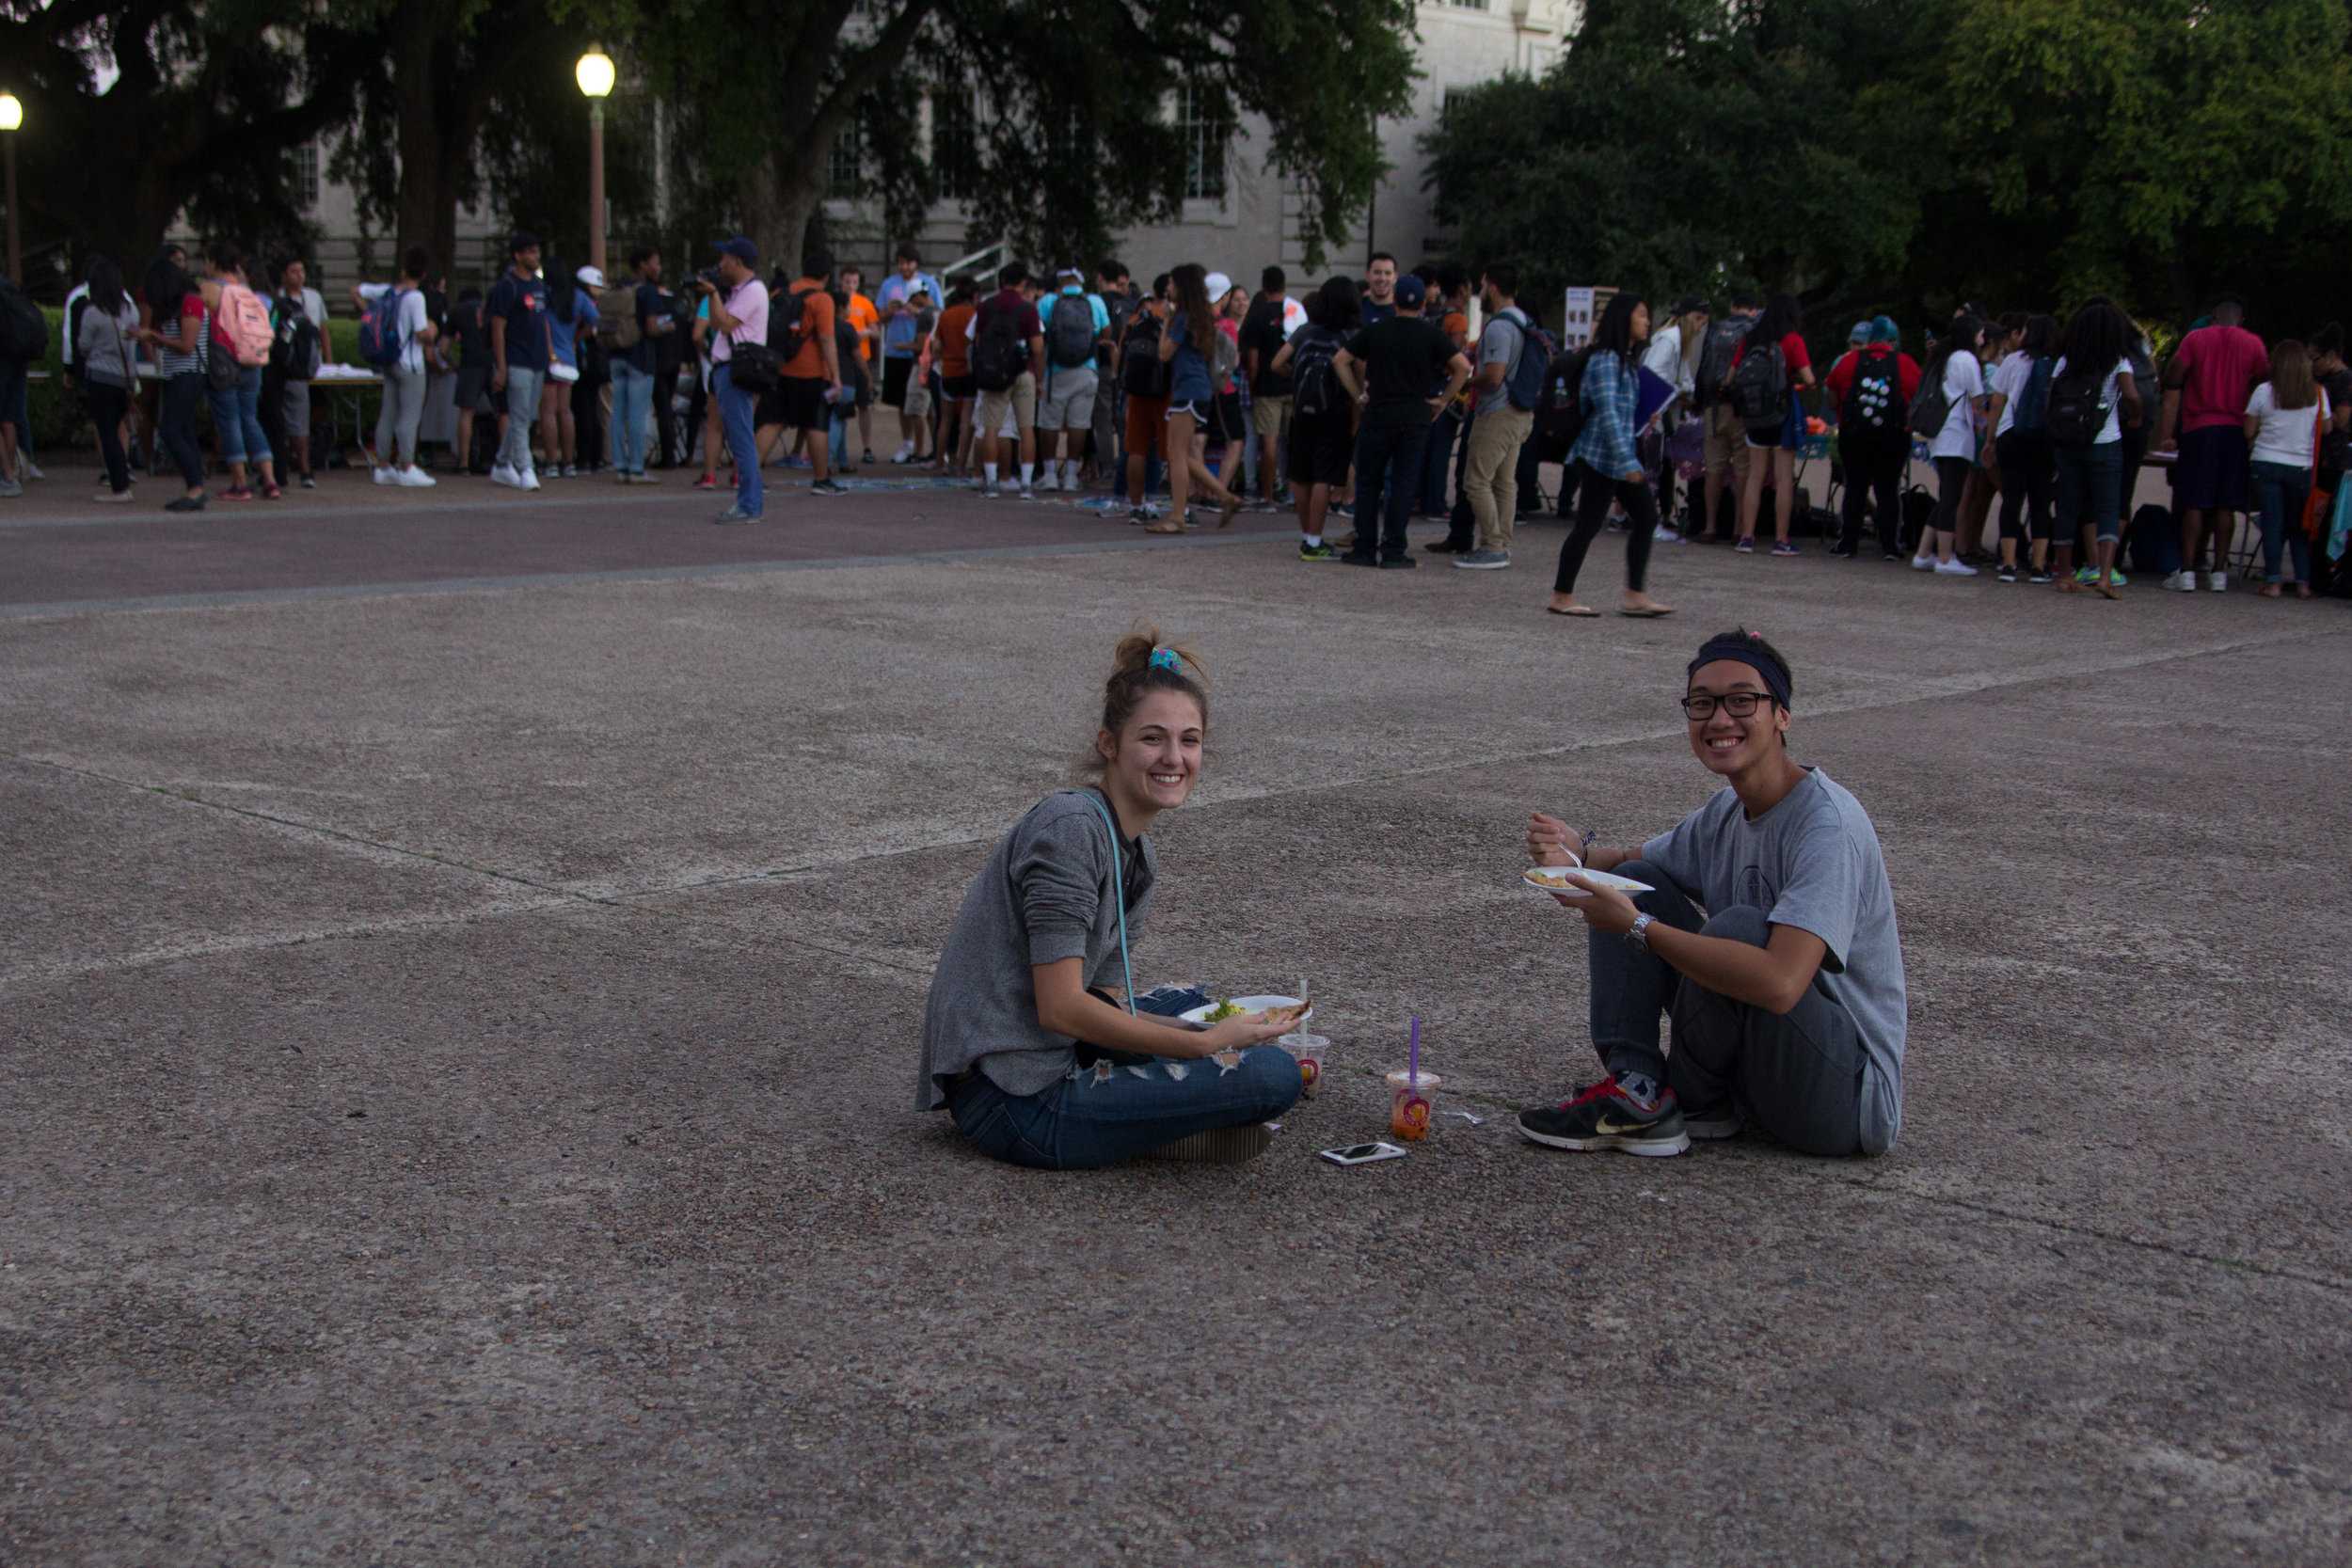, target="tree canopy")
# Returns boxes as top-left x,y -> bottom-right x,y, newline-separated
0,0 -> 1415,290
1425,0 -> 2352,342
